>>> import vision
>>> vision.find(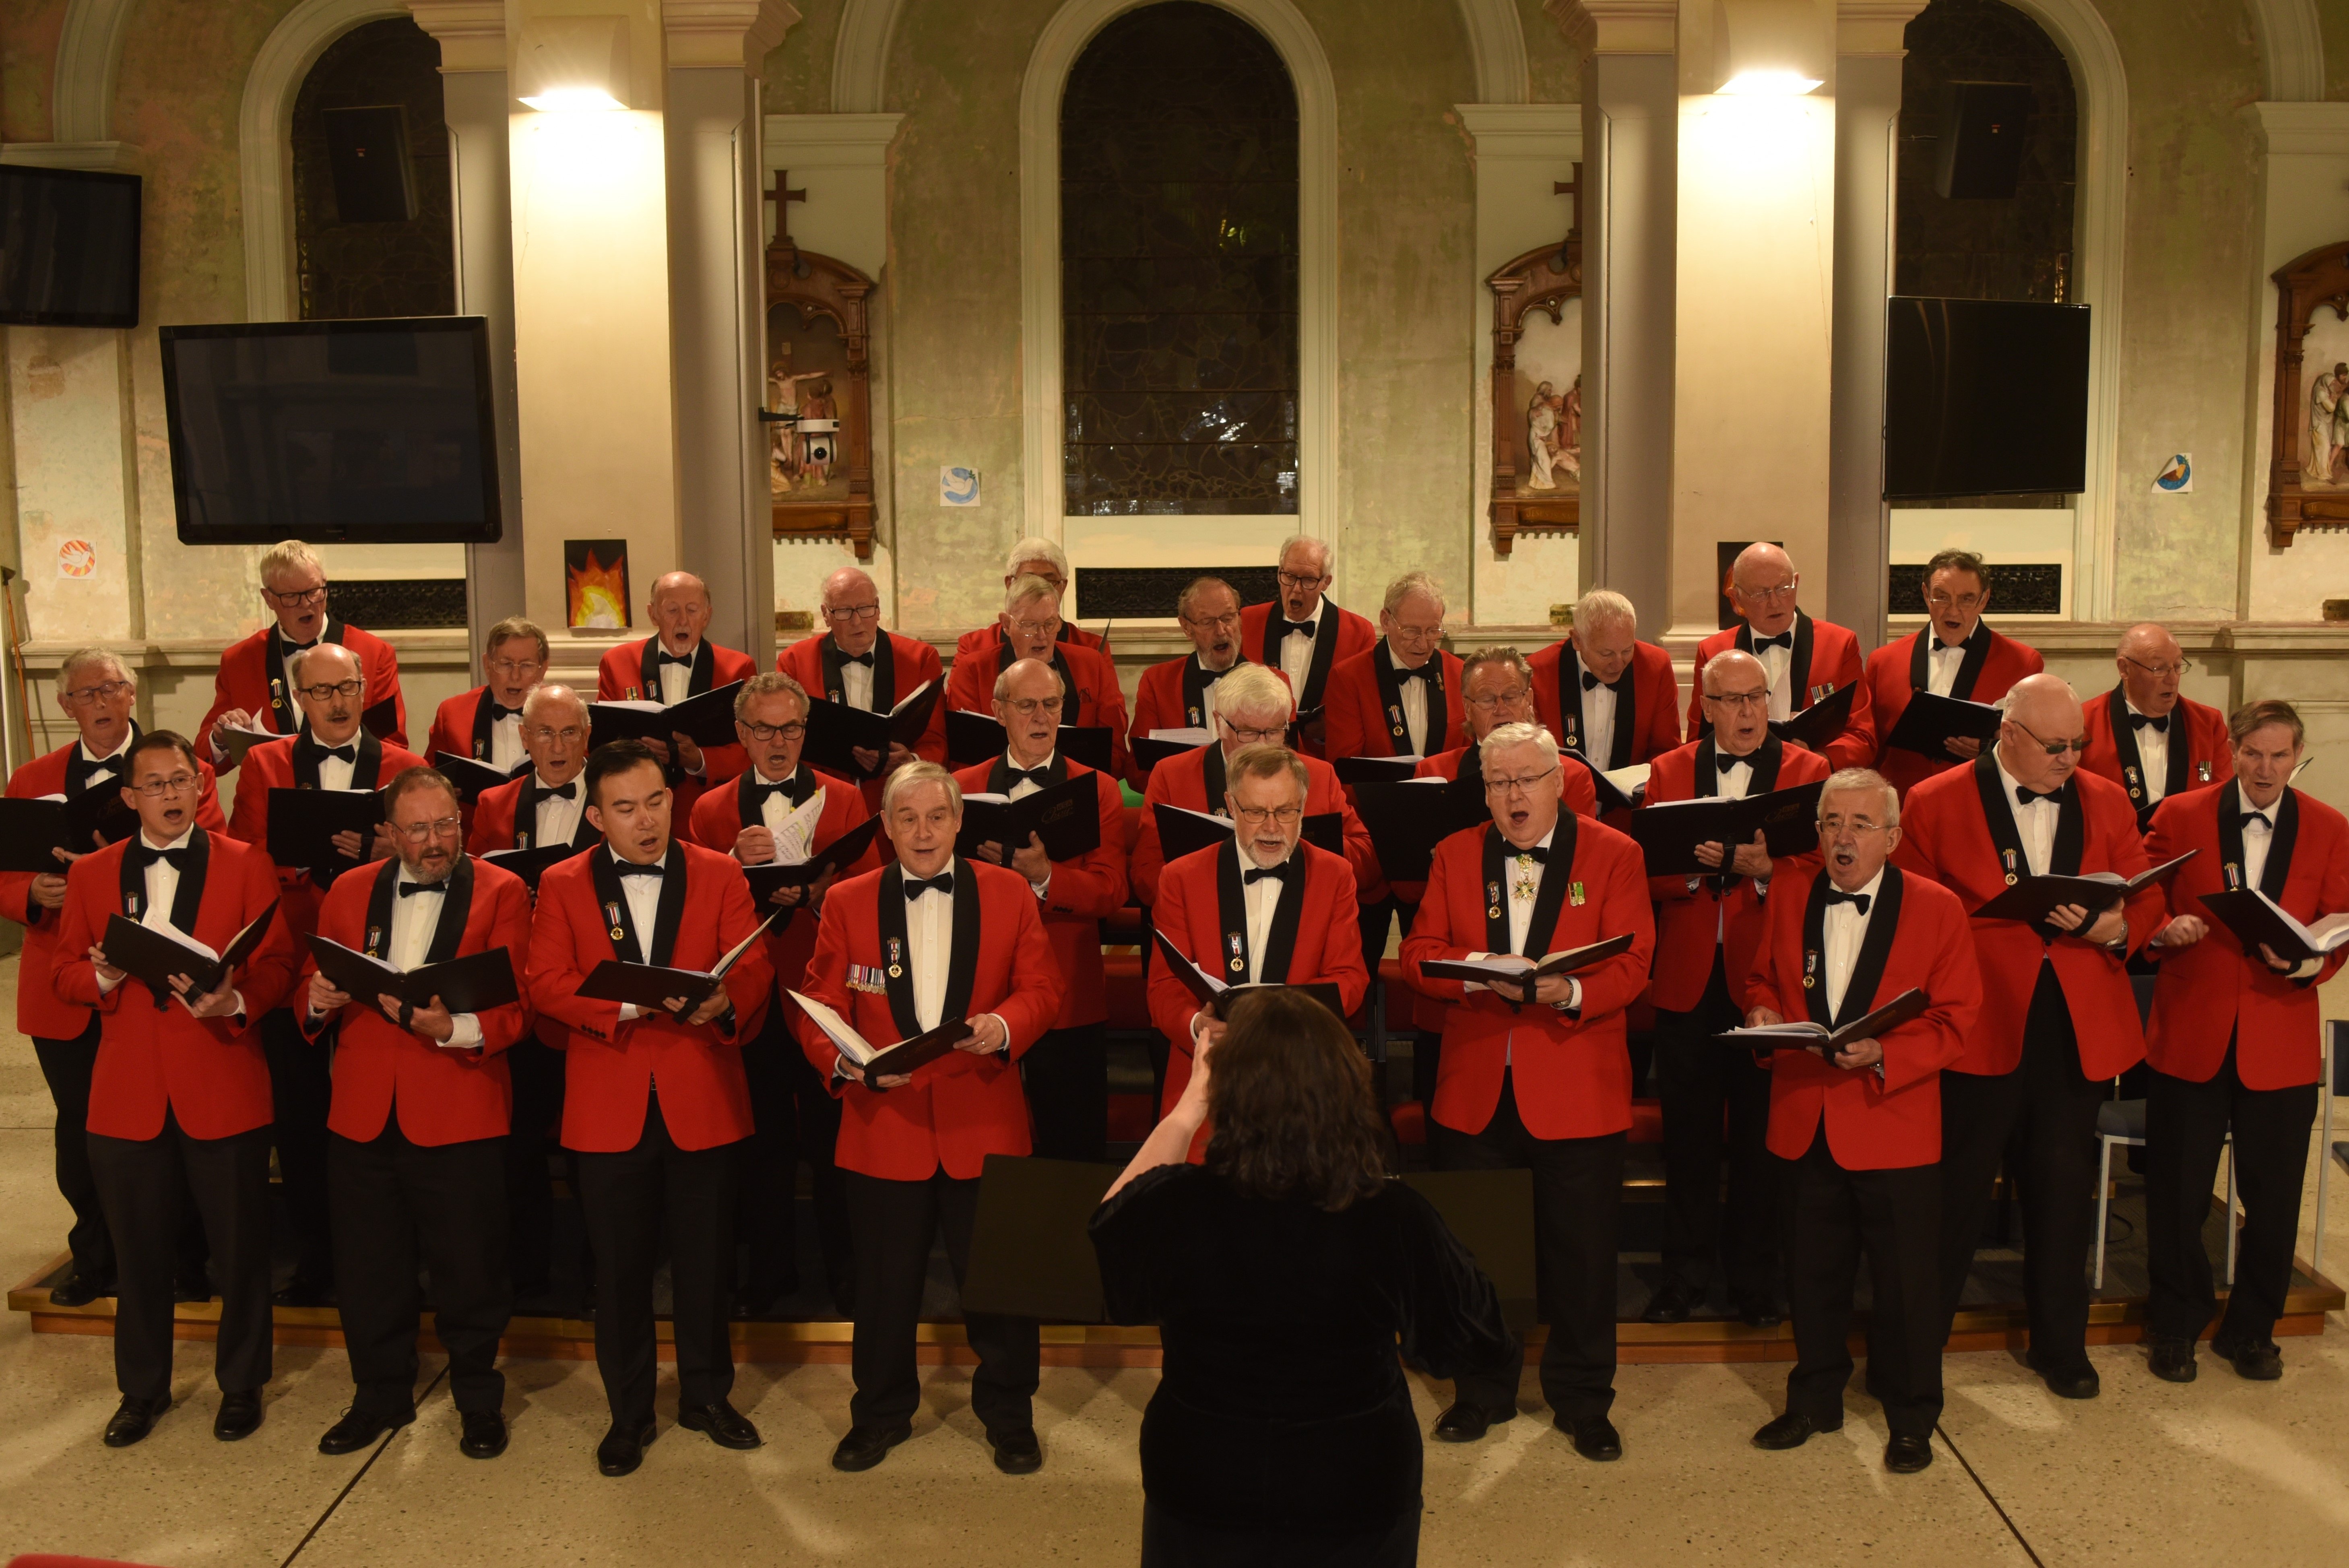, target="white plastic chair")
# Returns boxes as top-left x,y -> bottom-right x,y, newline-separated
2092,1098 -> 2234,1292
